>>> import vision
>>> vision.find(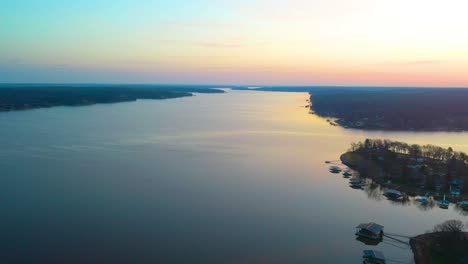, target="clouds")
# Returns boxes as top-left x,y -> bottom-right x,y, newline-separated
399,60 -> 444,66
376,60 -> 446,67
193,42 -> 244,48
